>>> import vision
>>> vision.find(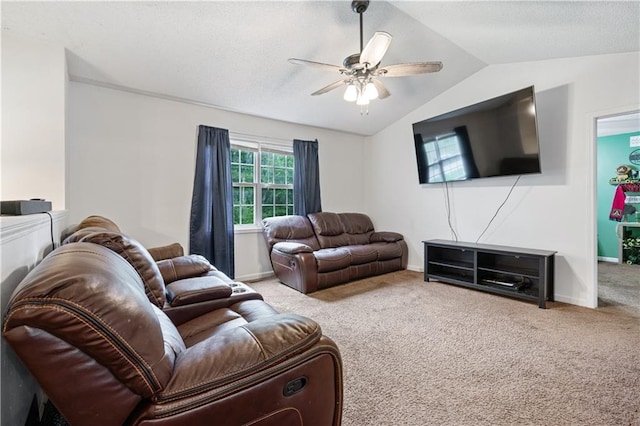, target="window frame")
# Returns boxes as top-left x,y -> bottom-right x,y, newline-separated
230,136 -> 294,231
423,132 -> 467,183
